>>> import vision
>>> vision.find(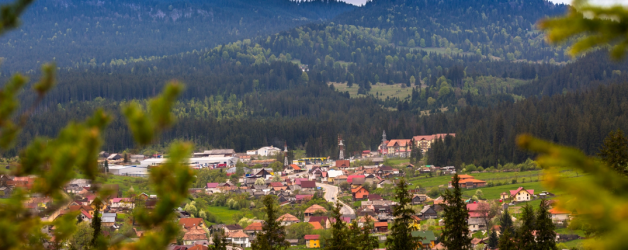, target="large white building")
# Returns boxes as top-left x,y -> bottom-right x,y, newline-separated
252,146 -> 282,157
138,156 -> 237,169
